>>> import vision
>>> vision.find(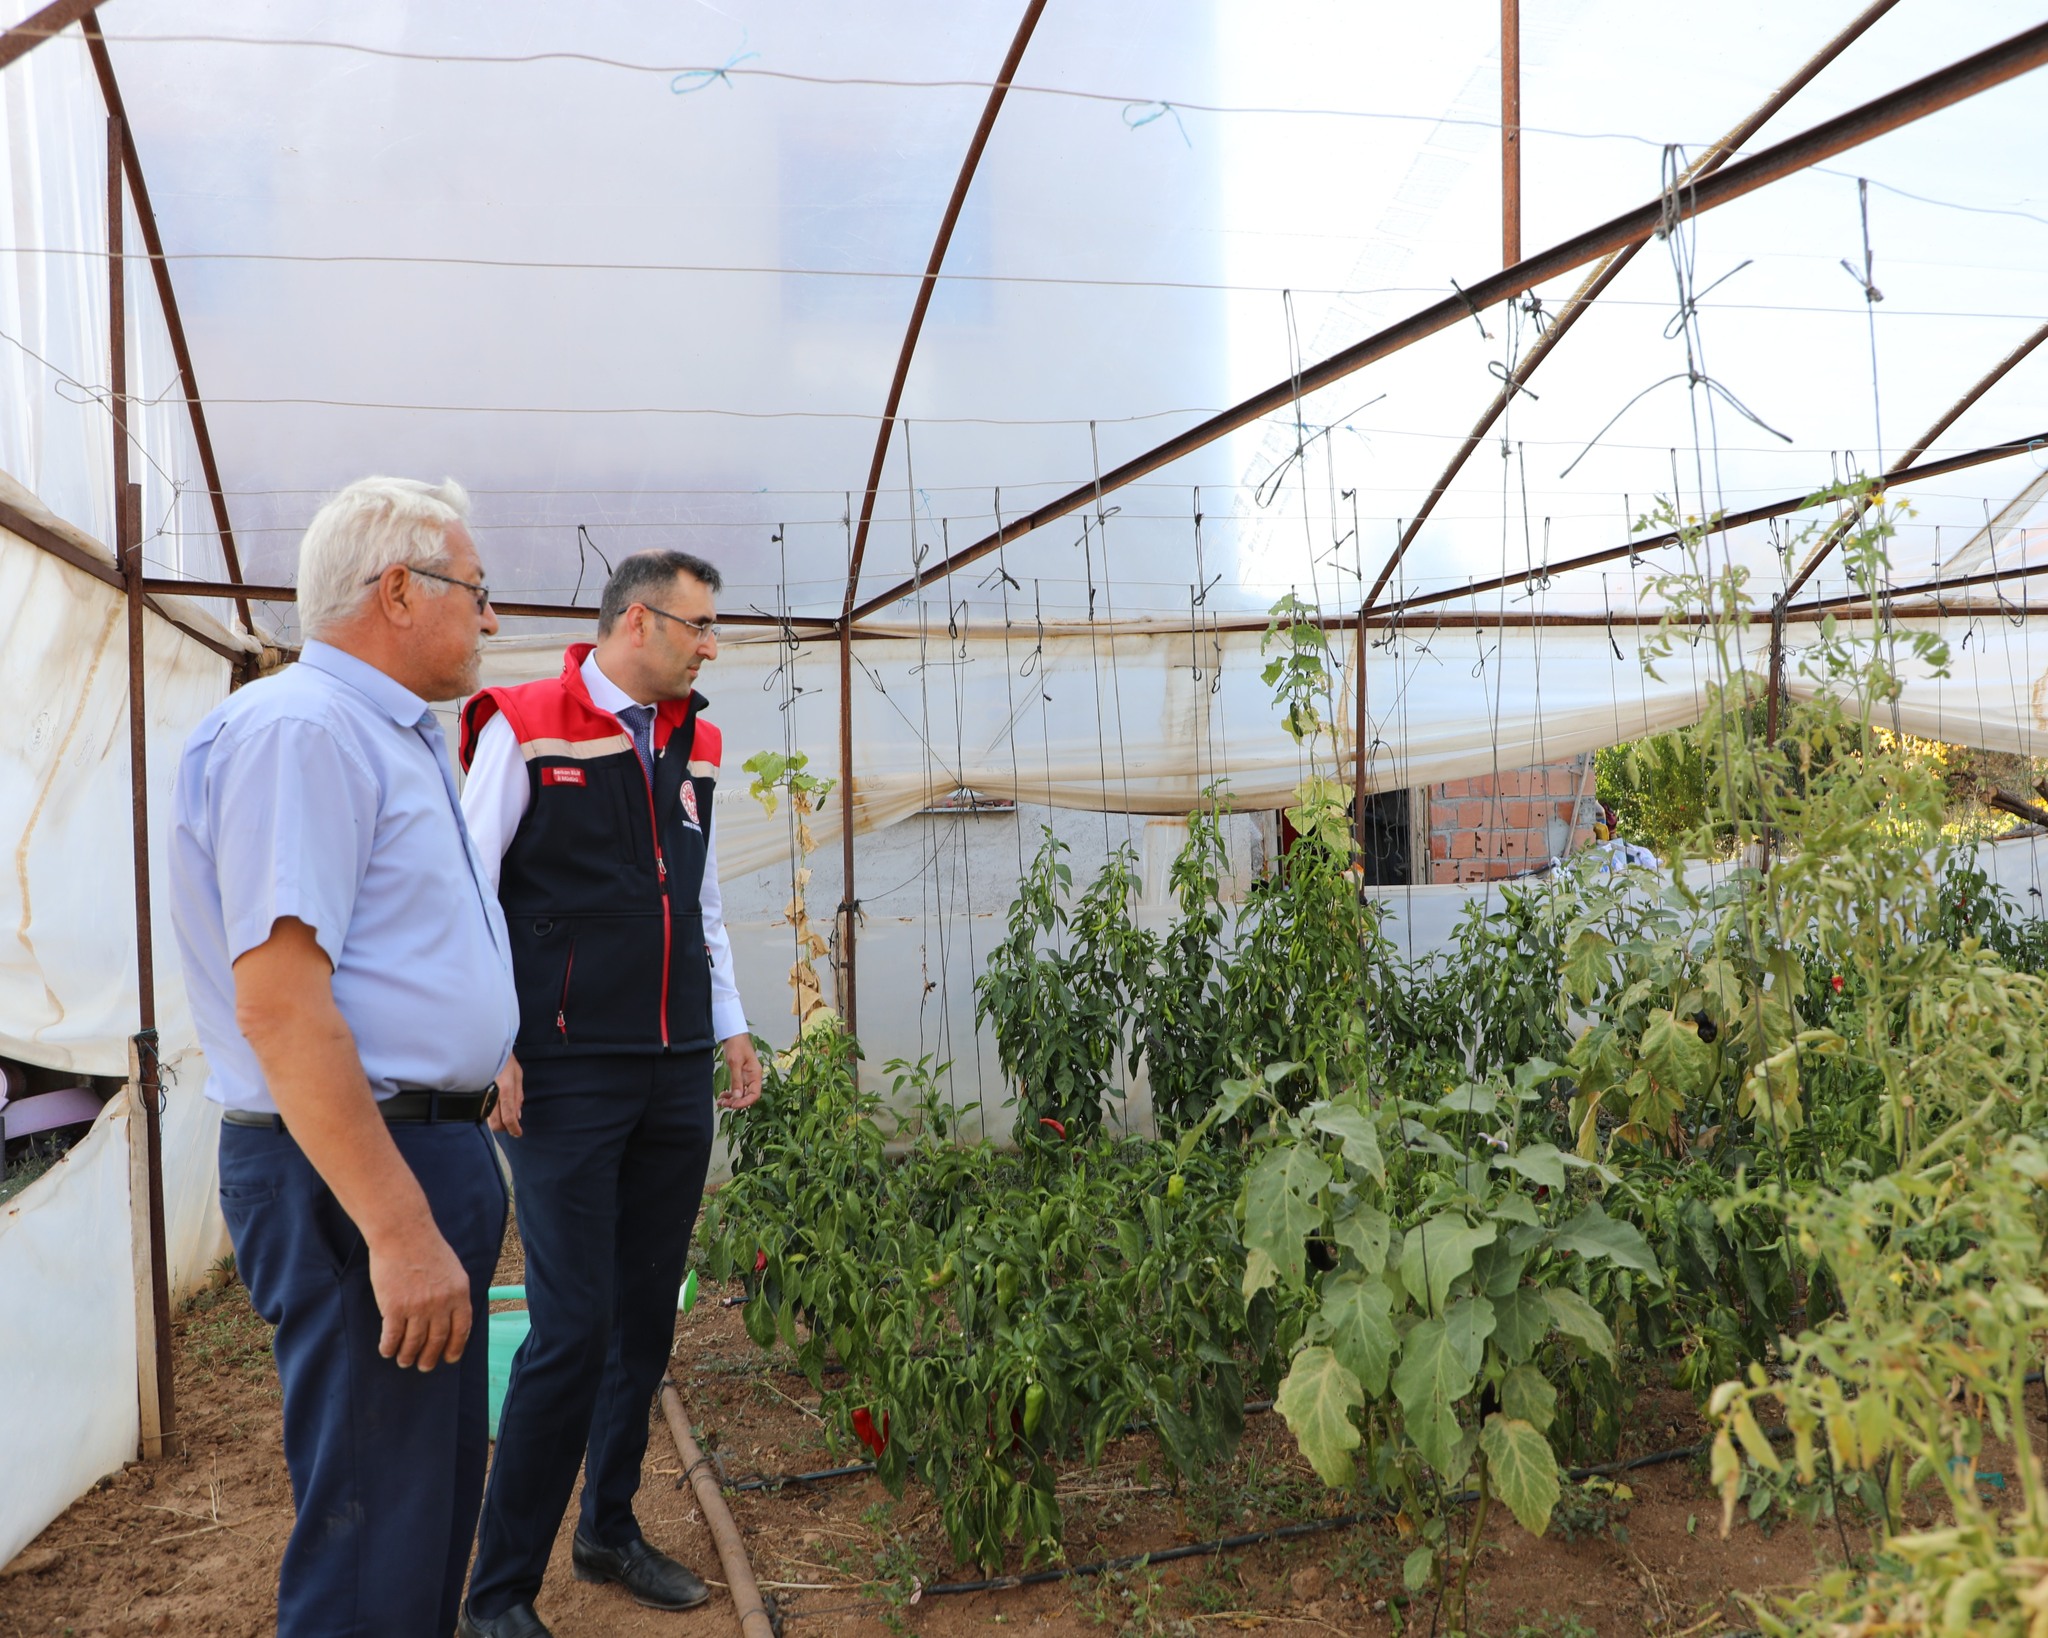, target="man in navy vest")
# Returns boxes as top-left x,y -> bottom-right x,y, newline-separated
457,550 -> 761,1638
